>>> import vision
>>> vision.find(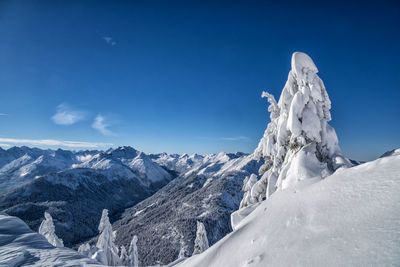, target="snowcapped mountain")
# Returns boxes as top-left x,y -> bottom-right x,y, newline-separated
176,152 -> 400,267
111,152 -> 261,266
0,146 -> 176,247
73,146 -> 173,188
0,146 -> 174,195
149,152 -> 206,174
0,212 -> 101,266
0,147 -> 98,194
